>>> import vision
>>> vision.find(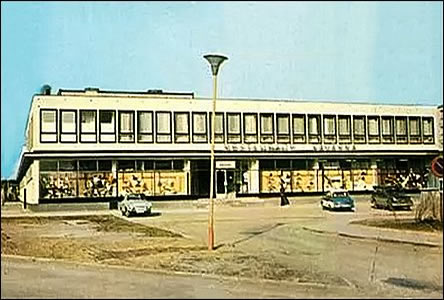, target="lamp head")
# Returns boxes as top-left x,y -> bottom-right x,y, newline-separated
204,54 -> 228,76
